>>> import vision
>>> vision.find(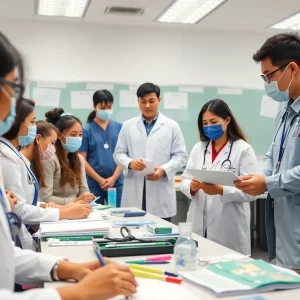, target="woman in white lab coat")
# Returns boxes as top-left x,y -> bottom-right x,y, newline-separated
0,31 -> 137,300
181,99 -> 257,255
0,98 -> 92,250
